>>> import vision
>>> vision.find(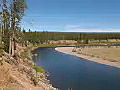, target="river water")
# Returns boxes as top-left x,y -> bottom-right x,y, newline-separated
33,48 -> 120,90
